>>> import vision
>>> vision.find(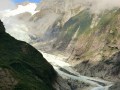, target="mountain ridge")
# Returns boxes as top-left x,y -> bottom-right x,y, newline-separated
0,20 -> 57,90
